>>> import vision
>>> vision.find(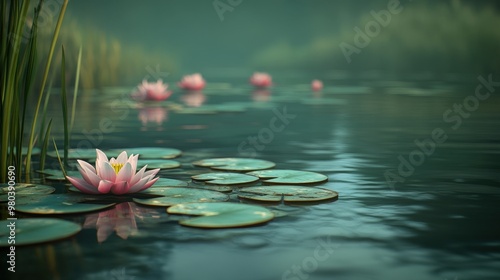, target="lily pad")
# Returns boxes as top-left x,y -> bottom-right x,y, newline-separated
47,148 -> 97,159
193,158 -> 275,171
0,218 -> 82,247
37,169 -> 81,181
150,178 -> 188,188
247,169 -> 328,184
238,185 -> 338,204
137,159 -> 180,169
107,147 -> 181,159
192,172 -> 259,185
133,187 -> 229,207
16,194 -> 115,214
0,183 -> 55,202
9,146 -> 41,156
167,202 -> 274,228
